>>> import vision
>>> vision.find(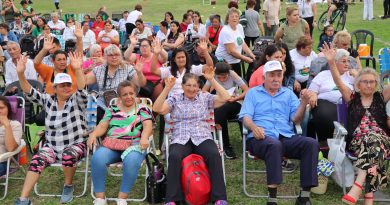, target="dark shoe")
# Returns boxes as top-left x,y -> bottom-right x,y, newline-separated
15,198 -> 32,205
282,159 -> 296,171
224,146 -> 237,159
295,197 -> 312,205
